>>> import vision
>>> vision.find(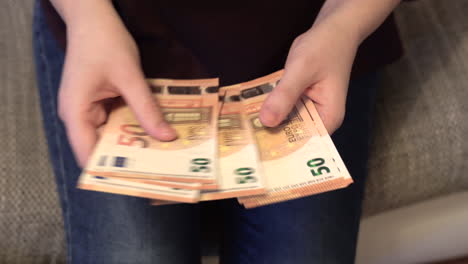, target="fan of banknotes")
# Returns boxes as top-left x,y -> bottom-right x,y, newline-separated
78,70 -> 352,208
